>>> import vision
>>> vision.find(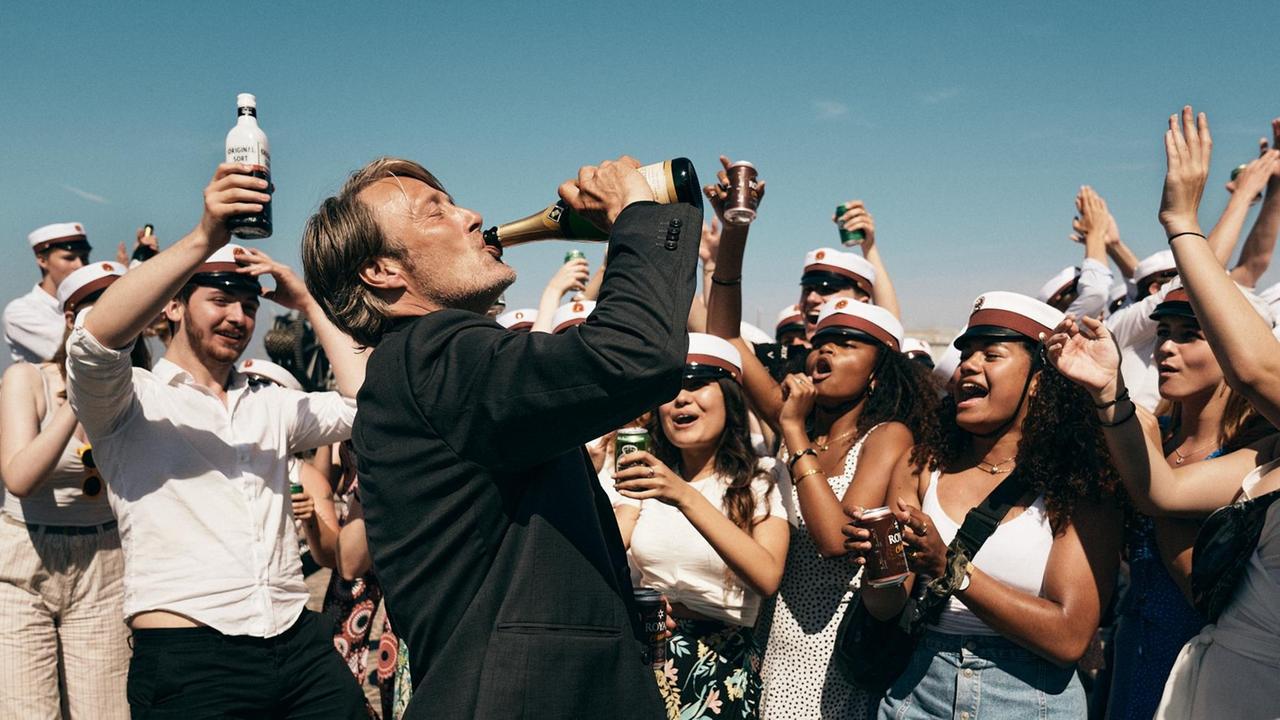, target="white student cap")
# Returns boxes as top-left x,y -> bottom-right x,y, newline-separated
800,248 -> 876,297
956,291 -> 1065,346
685,333 -> 743,384
811,297 -> 903,351
190,243 -> 260,294
30,222 -> 91,254
496,308 -> 537,332
932,333 -> 963,385
1133,250 -> 1177,288
902,337 -> 934,359
238,358 -> 302,391
551,300 -> 595,334
1036,266 -> 1079,304
774,304 -> 805,339
57,261 -> 125,314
